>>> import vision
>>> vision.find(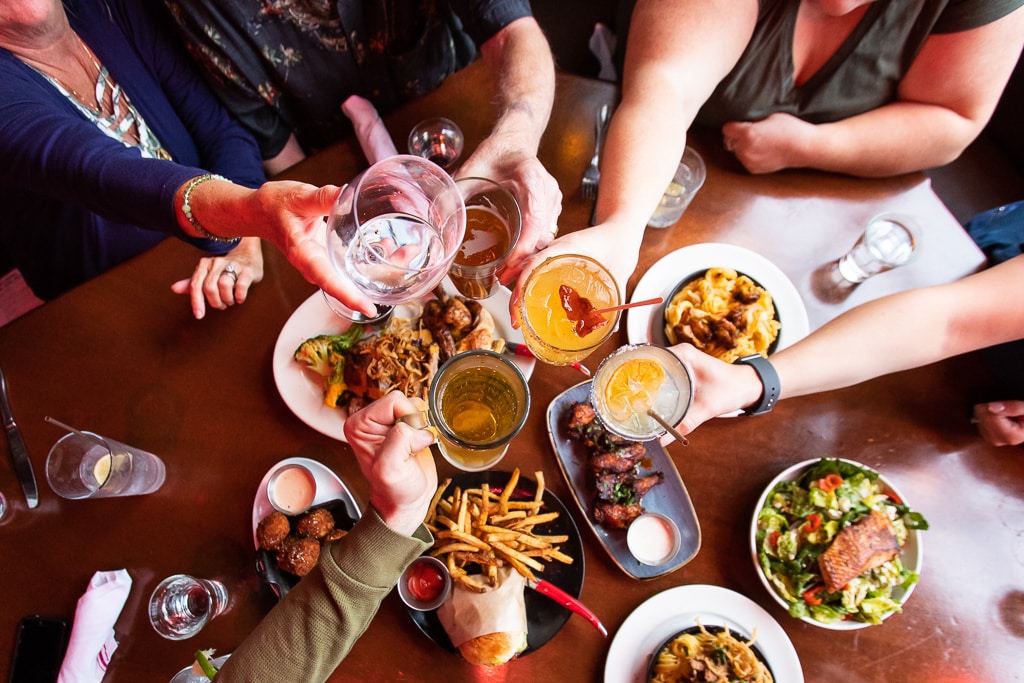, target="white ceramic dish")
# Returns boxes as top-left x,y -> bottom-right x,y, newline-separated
604,584 -> 803,682
750,457 -> 923,631
626,243 -> 809,351
272,279 -> 533,442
